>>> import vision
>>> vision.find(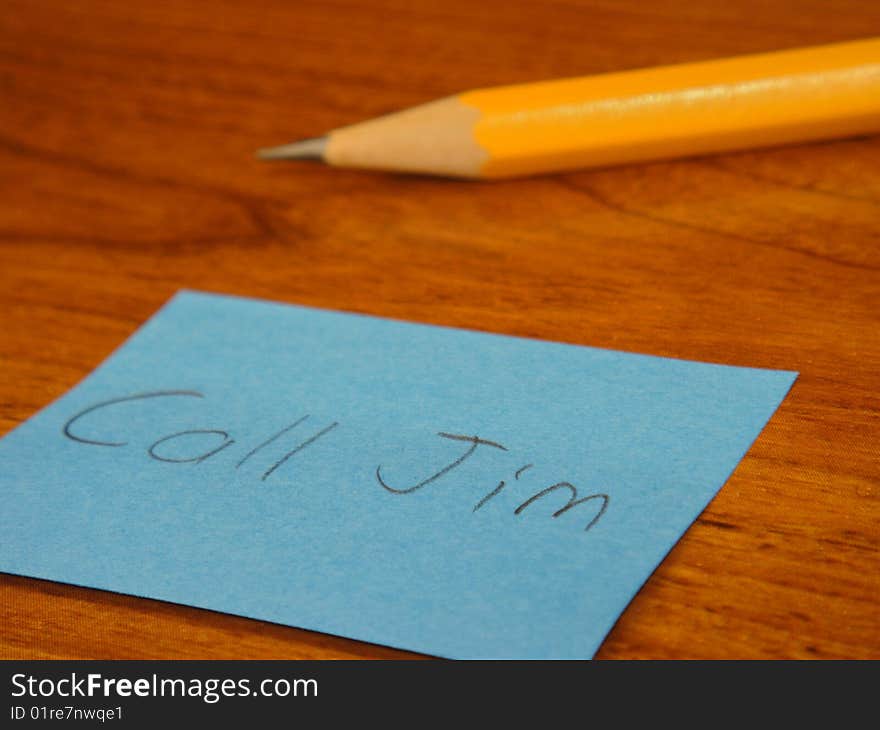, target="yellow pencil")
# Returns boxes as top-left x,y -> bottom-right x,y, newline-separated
258,37 -> 880,179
